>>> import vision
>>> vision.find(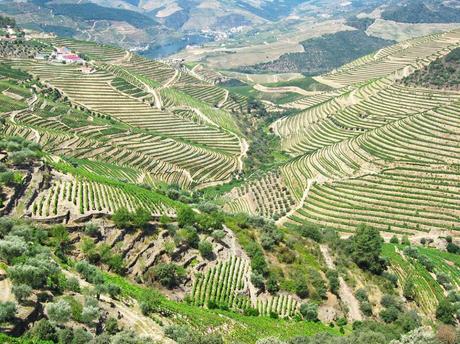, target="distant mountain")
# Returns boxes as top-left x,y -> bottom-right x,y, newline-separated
0,0 -> 389,58
382,0 -> 460,24
237,30 -> 394,75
